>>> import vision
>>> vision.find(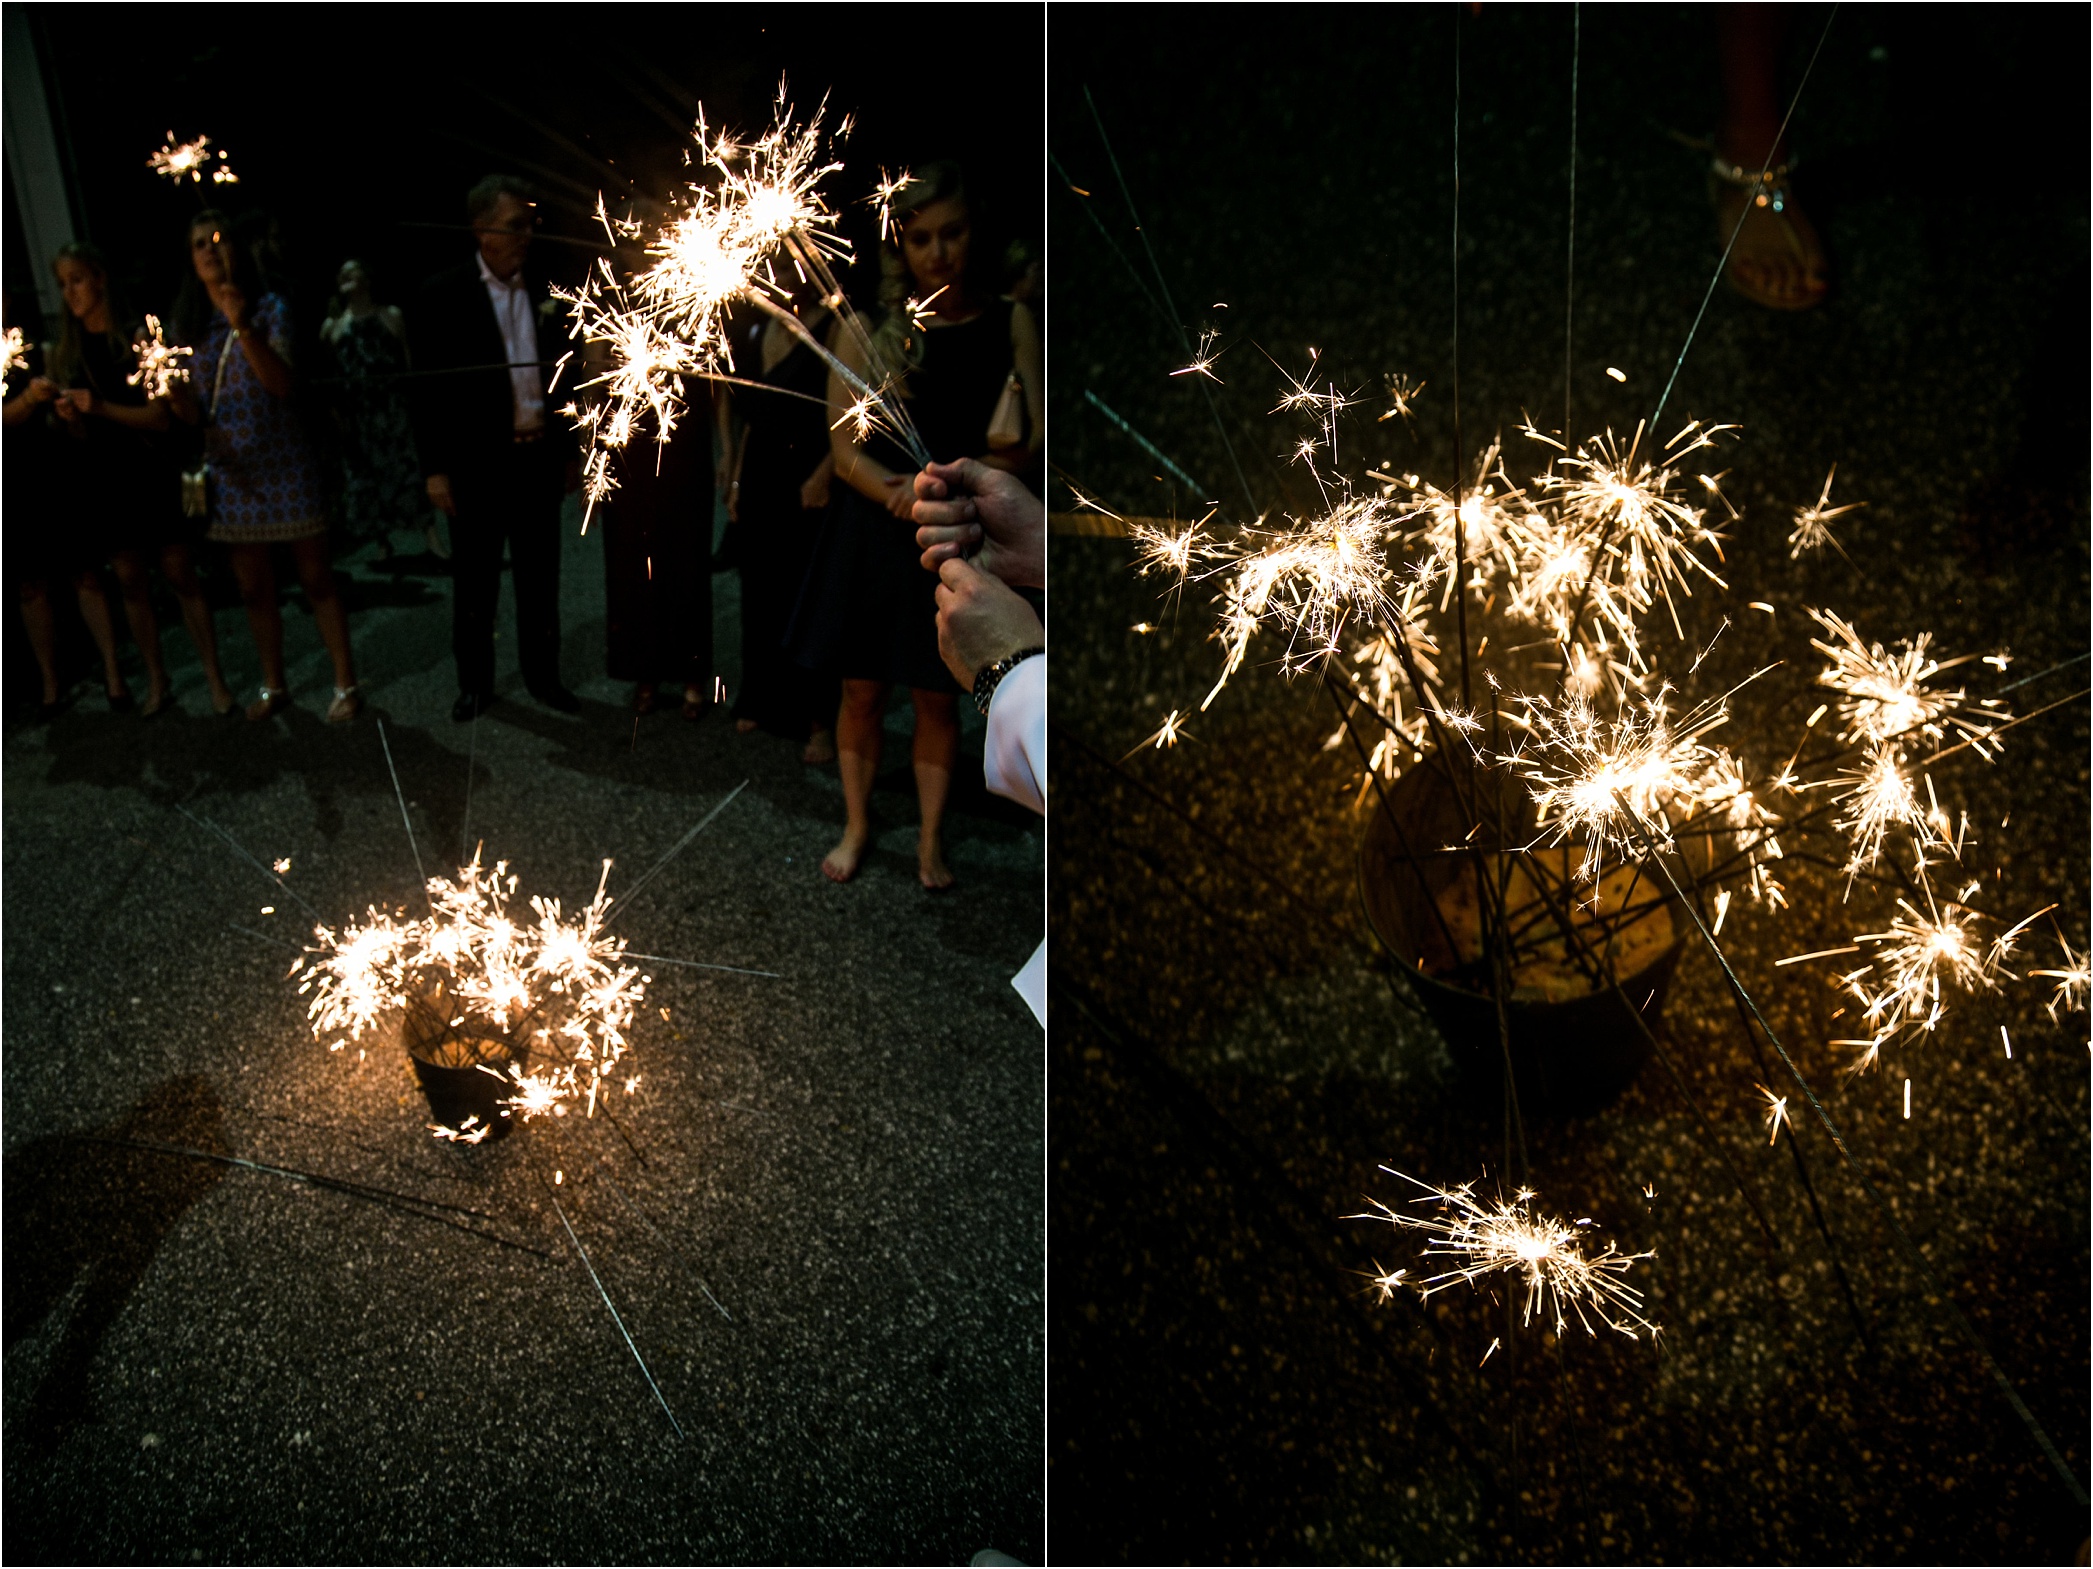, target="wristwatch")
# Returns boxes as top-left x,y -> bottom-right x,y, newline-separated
972,646 -> 1043,717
